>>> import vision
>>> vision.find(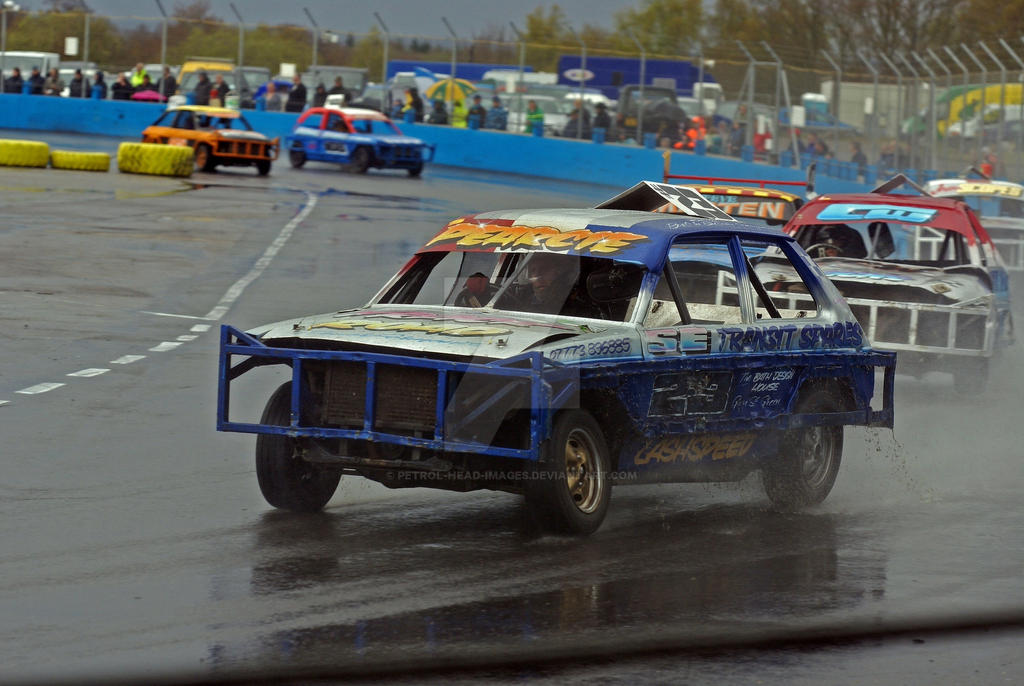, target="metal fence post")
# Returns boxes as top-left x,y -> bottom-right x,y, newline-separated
999,38 -> 1024,169
509,22 -> 526,132
857,48 -> 880,164
303,7 -> 319,70
979,41 -> 1006,147
822,50 -> 842,157
962,43 -> 988,164
898,52 -> 921,171
564,23 -> 586,140
912,52 -> 938,171
943,45 -> 970,156
374,13 -> 389,93
736,41 -> 756,148
229,3 -> 244,69
442,17 -> 457,110
626,29 -> 645,144
925,48 -> 952,166
761,42 -> 789,165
